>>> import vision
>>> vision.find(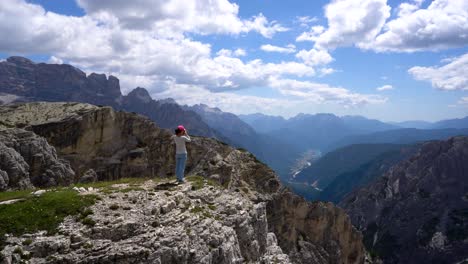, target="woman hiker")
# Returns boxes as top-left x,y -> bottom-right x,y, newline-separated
173,125 -> 190,184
